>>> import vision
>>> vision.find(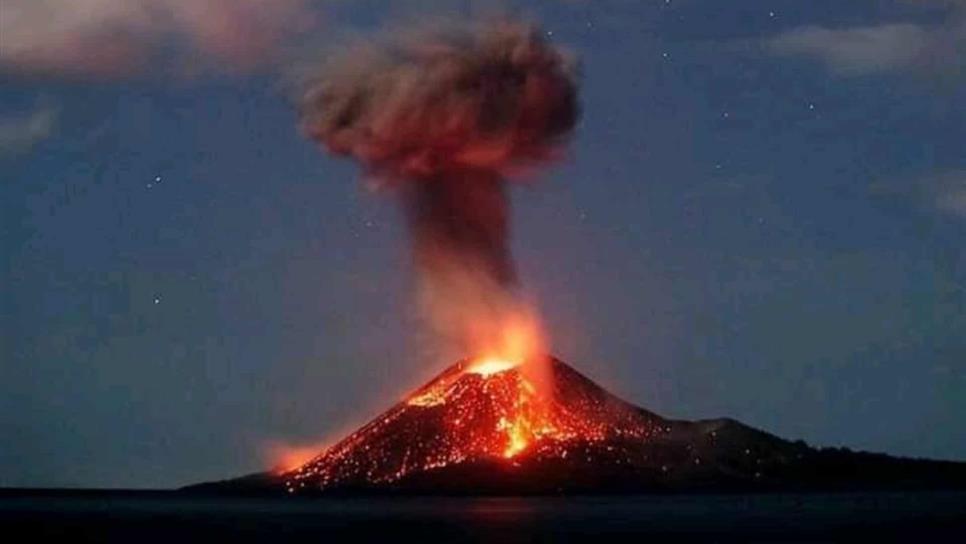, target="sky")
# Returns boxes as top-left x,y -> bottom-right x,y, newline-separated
1,0 -> 964,488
